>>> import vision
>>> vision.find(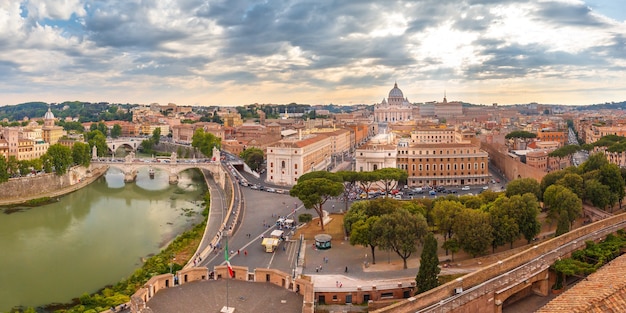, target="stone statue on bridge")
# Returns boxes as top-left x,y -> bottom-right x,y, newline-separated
92,145 -> 98,160
125,152 -> 135,163
170,152 -> 177,163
